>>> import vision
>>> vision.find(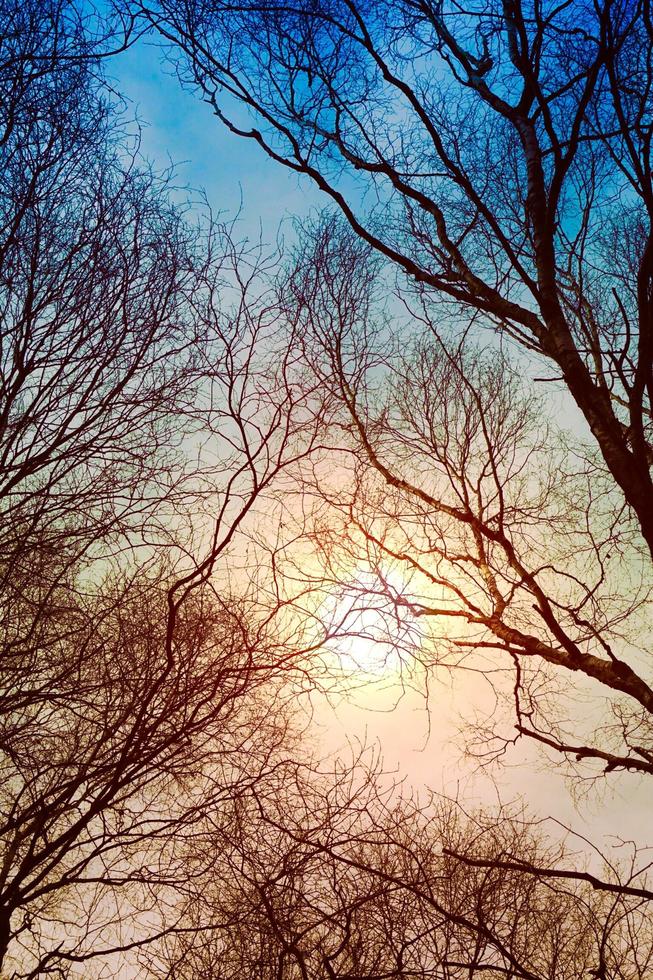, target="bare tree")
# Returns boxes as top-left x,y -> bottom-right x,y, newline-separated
0,0 -> 203,580
118,0 -> 653,852
141,0 -> 653,557
0,3 -> 331,974
124,2 -> 653,960
265,217 -> 653,786
142,752 -> 653,979
5,0 -> 653,973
